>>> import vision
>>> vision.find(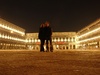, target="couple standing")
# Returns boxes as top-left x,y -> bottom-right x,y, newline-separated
38,21 -> 53,52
